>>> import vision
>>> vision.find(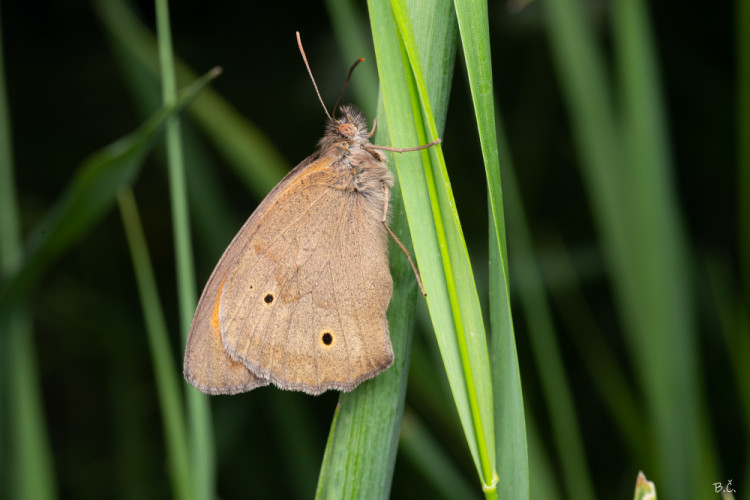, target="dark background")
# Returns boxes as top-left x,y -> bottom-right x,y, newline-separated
1,0 -> 738,498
